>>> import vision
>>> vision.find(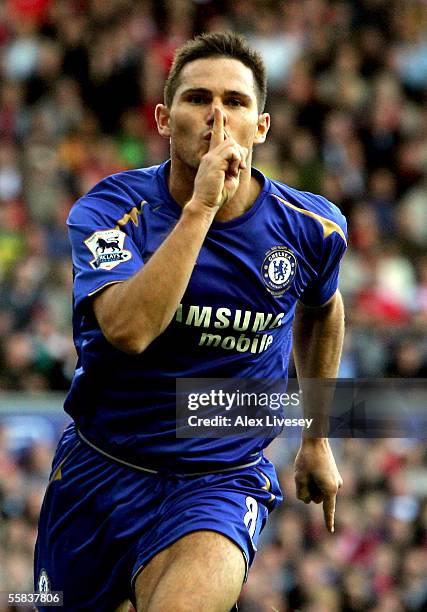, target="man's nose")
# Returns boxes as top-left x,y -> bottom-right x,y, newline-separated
207,104 -> 228,127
